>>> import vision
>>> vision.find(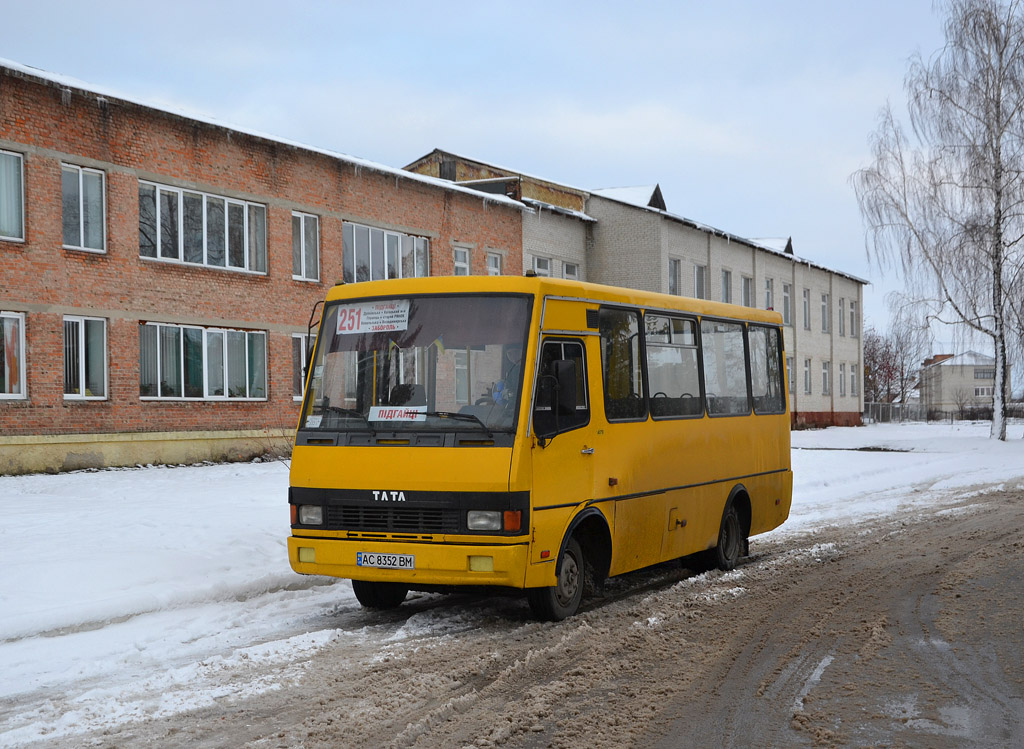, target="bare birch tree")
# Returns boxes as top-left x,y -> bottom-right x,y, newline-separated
853,0 -> 1024,440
